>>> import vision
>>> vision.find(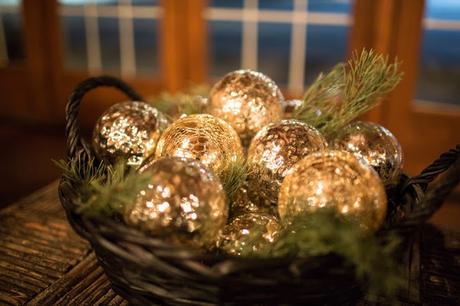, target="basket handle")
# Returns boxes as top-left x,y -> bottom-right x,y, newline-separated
400,144 -> 460,225
65,76 -> 144,160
